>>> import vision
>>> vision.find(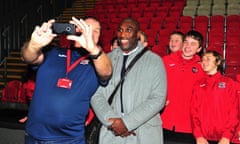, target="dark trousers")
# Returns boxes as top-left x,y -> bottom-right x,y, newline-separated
163,129 -> 195,144
164,129 -> 235,144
